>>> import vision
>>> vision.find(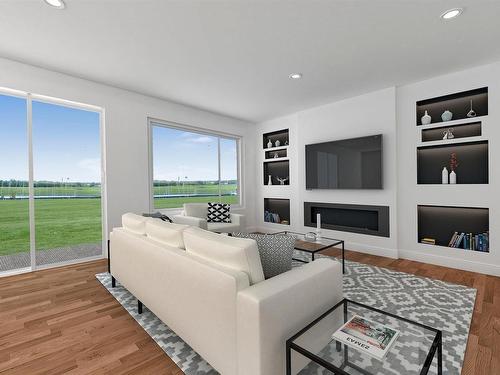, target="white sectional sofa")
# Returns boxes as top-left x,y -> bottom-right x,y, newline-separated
172,203 -> 244,232
110,213 -> 343,375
